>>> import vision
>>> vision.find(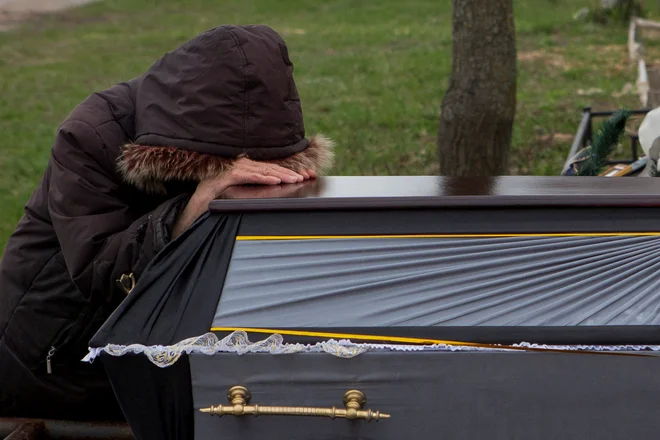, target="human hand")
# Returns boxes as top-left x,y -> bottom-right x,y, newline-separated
221,179 -> 324,200
172,158 -> 316,239
196,157 -> 316,199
